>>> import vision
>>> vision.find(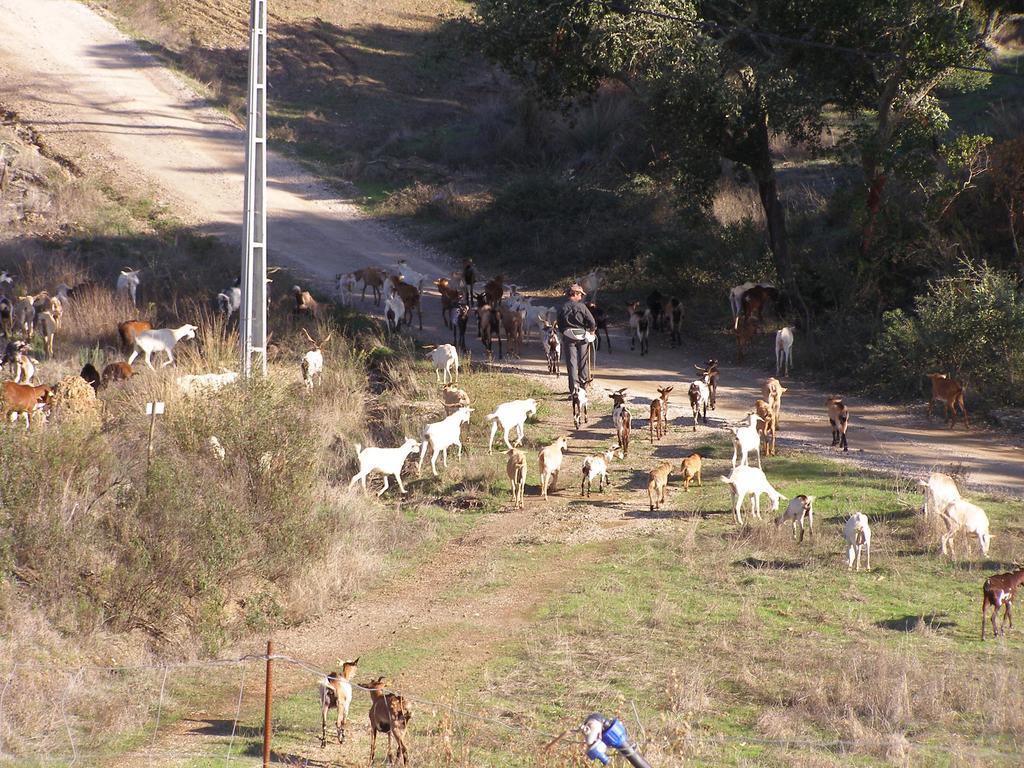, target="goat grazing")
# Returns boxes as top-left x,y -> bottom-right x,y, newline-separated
80,363 -> 101,392
538,436 -> 569,499
1,381 -> 52,428
418,406 -> 473,476
428,344 -> 459,385
441,384 -> 470,416
572,386 -> 589,430
679,453 -> 702,491
127,324 -> 198,370
730,413 -> 762,468
754,399 -> 776,456
118,320 -> 153,354
543,322 -> 560,376
349,438 -> 421,496
826,396 -> 849,452
720,466 -> 786,525
609,388 -> 632,457
939,499 -> 992,558
649,386 -> 672,442
365,677 -> 412,767
982,568 -> 1024,640
920,472 -> 960,520
486,398 -> 537,453
844,513 -> 871,571
776,495 -> 814,543
301,328 -> 331,389
775,326 -> 794,376
116,268 -> 141,306
688,375 -> 710,431
506,448 -> 527,508
101,362 -> 135,387
318,658 -> 359,747
926,373 -> 969,429
628,301 -> 652,355
647,461 -> 674,512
